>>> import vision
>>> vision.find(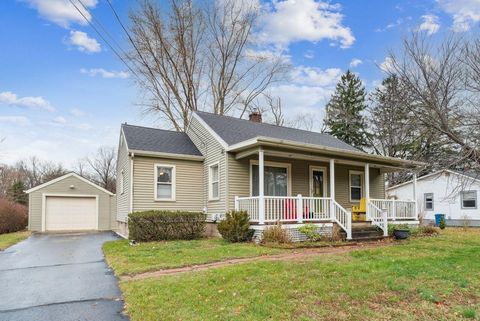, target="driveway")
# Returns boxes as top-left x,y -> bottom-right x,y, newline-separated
0,232 -> 128,321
